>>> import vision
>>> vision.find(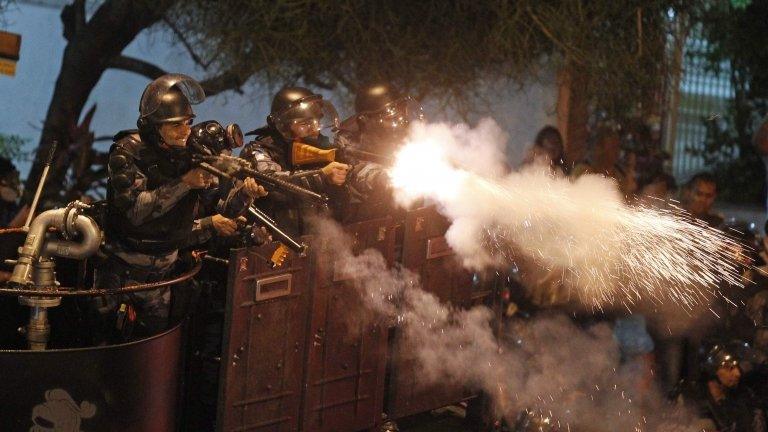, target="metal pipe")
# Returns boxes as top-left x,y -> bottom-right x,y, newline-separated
0,255 -> 203,297
26,306 -> 49,351
23,141 -> 57,230
10,203 -> 102,286
42,215 -> 102,259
